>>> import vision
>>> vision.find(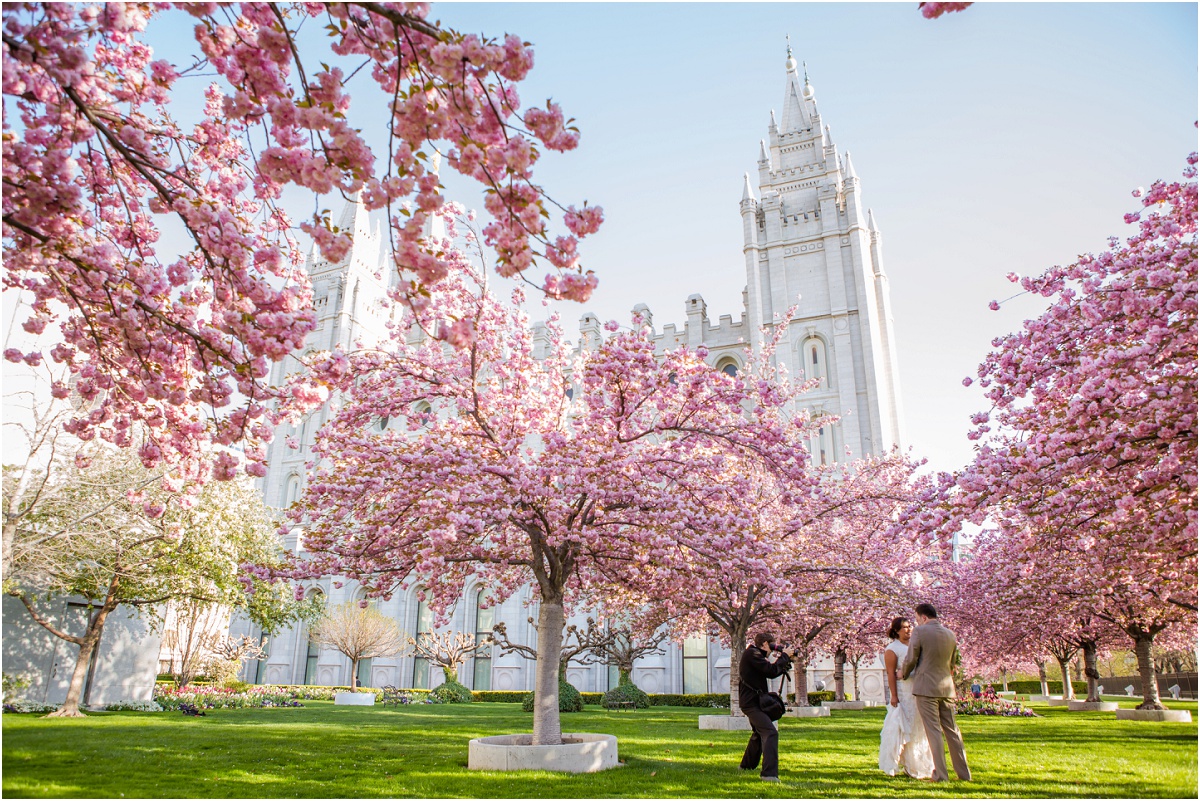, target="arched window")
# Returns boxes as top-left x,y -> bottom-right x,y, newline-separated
285,475 -> 301,507
801,338 -> 828,387
303,588 -> 324,685
254,627 -> 270,684
377,415 -> 389,431
472,589 -> 493,691
411,595 -> 432,689
715,357 -> 740,378
355,590 -> 374,689
413,402 -> 433,428
682,636 -> 709,694
808,412 -> 835,466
